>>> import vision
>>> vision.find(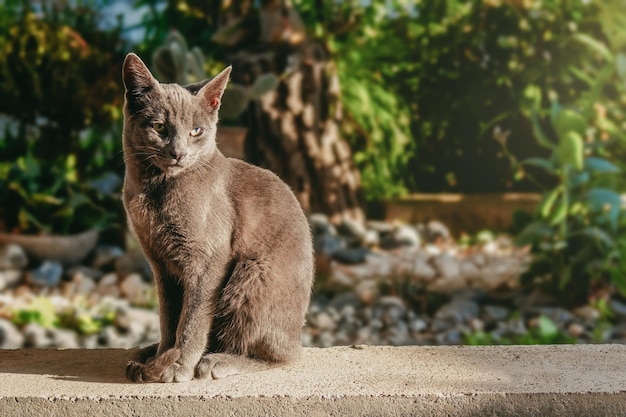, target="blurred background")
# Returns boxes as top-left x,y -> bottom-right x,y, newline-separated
0,0 -> 625,350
